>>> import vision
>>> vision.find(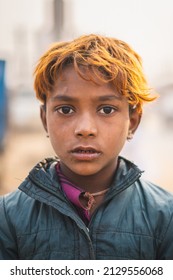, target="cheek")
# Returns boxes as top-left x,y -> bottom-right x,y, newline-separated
106,119 -> 129,138
47,119 -> 72,149
105,121 -> 129,149
47,115 -> 67,135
